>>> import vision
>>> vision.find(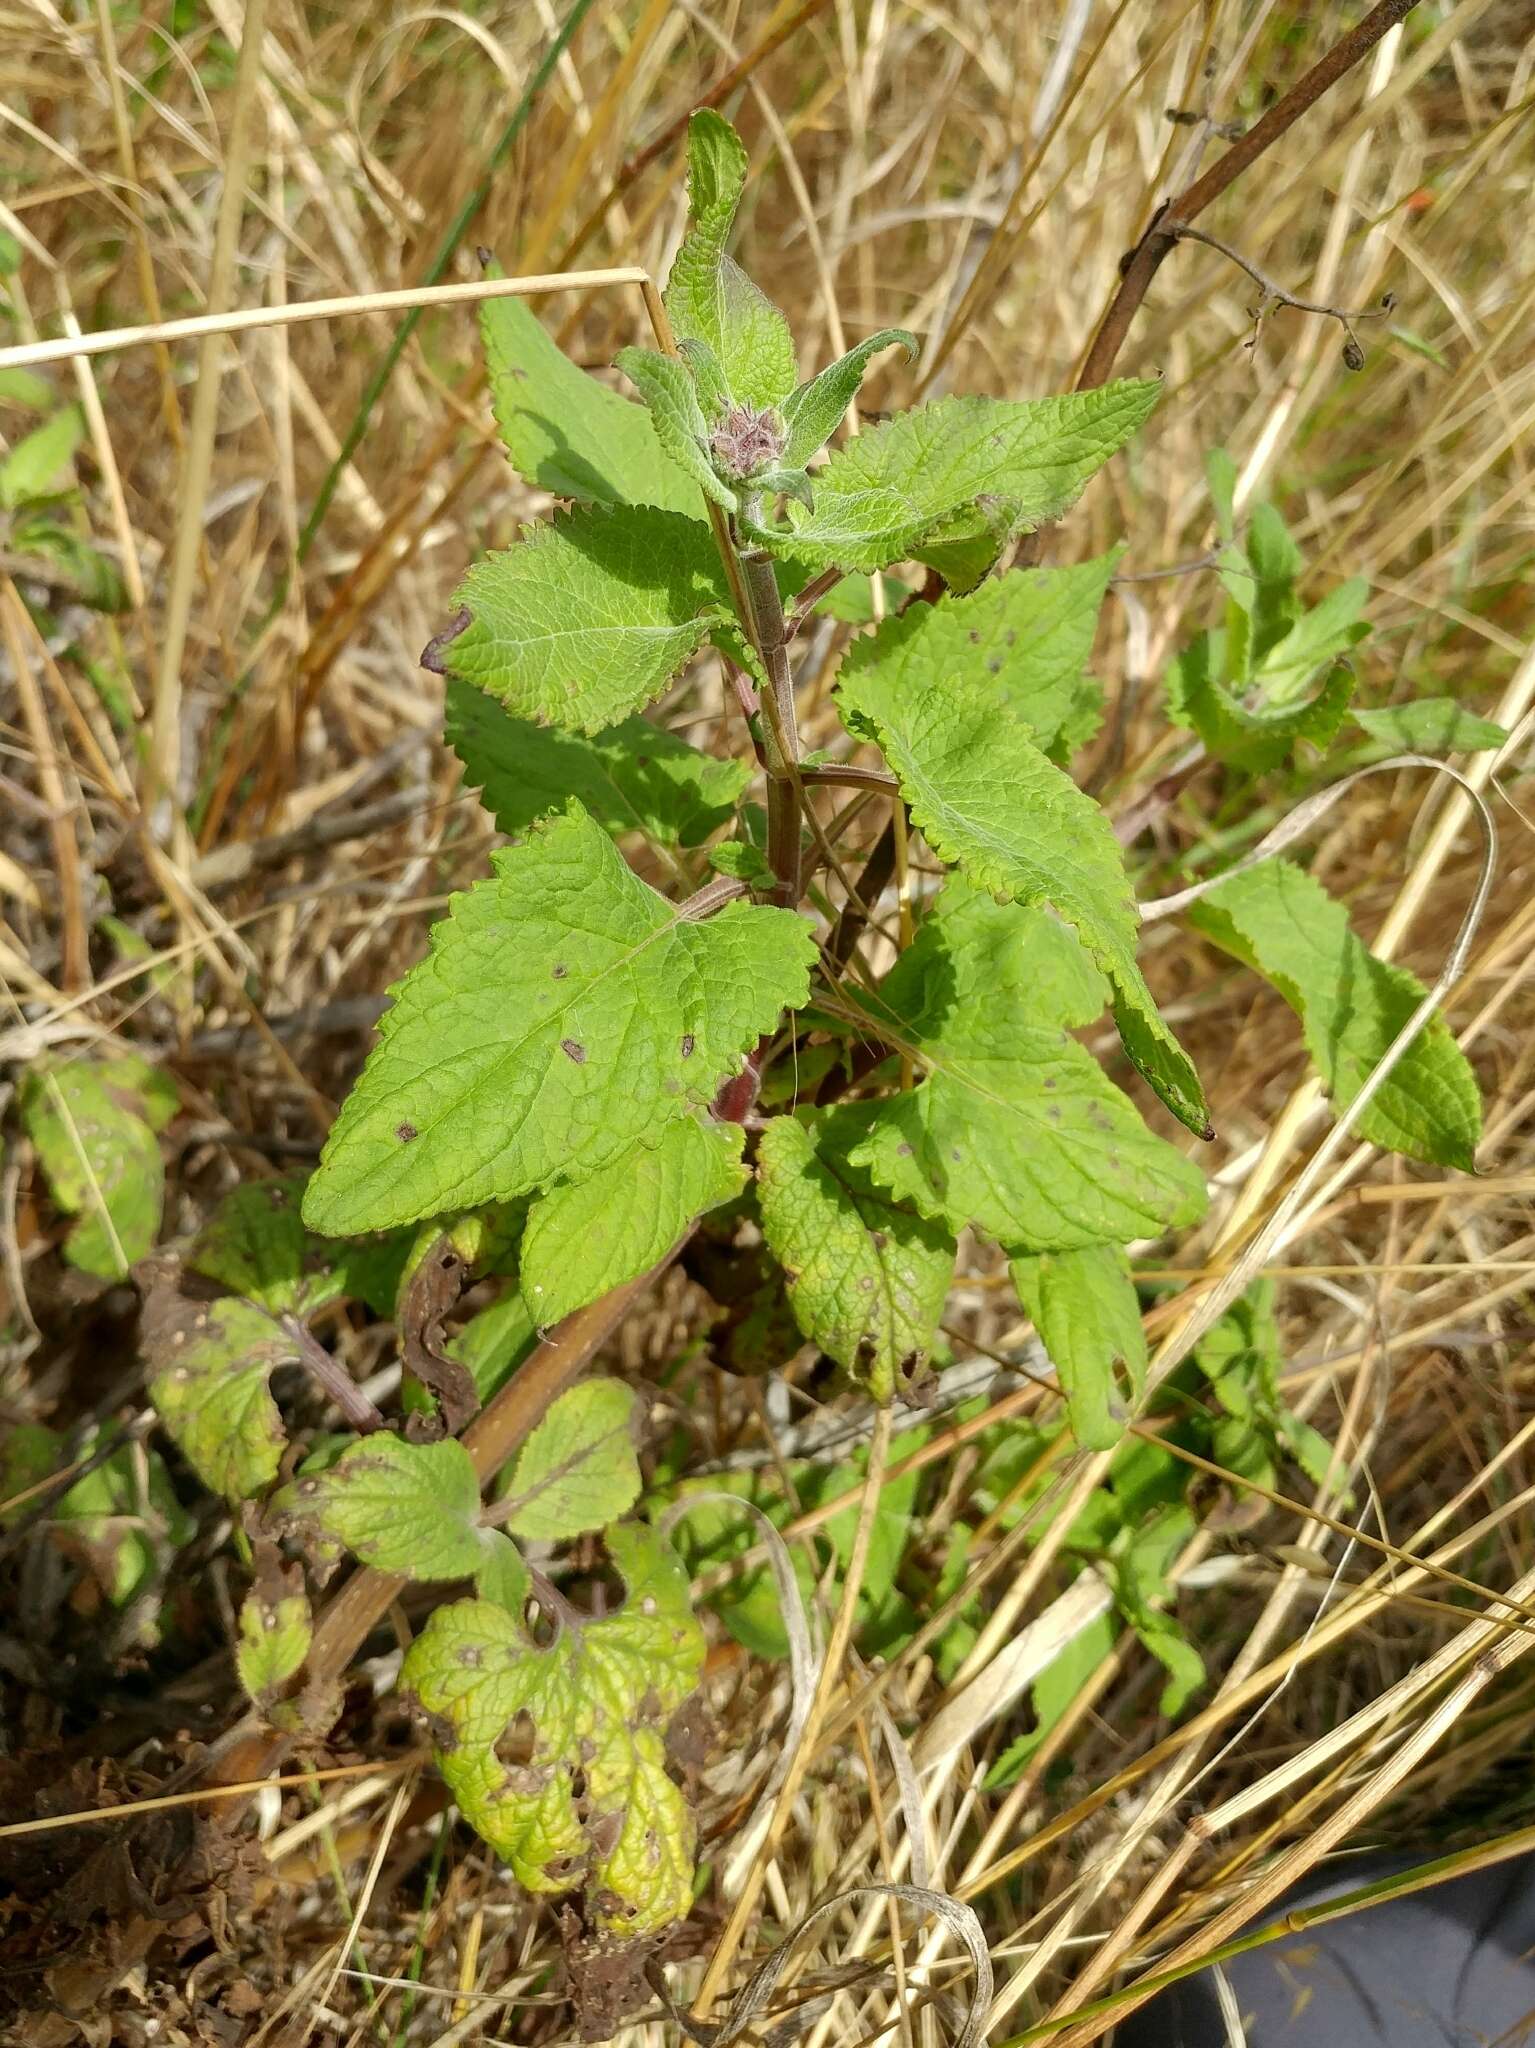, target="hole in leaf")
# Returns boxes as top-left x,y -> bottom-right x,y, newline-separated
495,1708 -> 537,1767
